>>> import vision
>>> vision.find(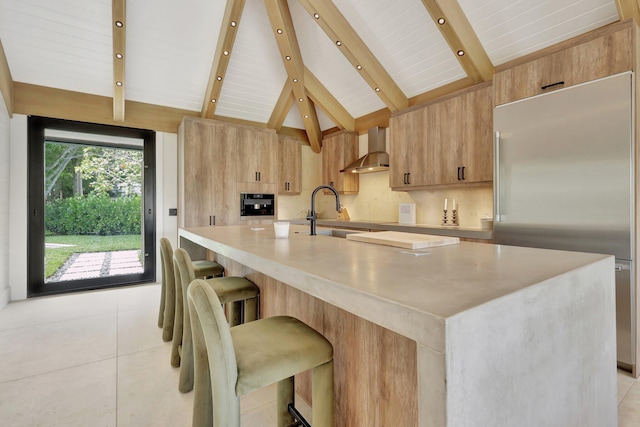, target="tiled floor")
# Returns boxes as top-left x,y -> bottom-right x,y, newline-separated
0,282 -> 637,426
